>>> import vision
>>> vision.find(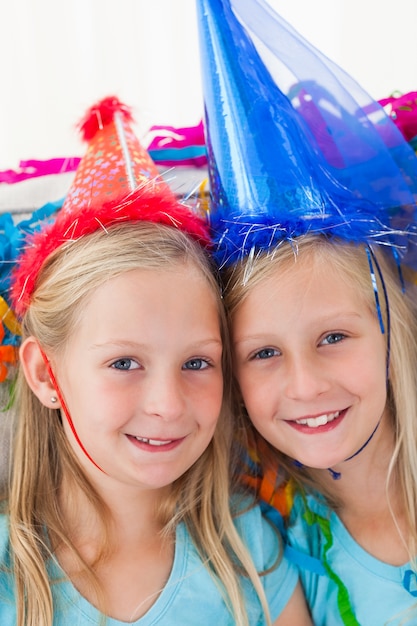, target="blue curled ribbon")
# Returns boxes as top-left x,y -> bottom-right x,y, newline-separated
403,570 -> 417,597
